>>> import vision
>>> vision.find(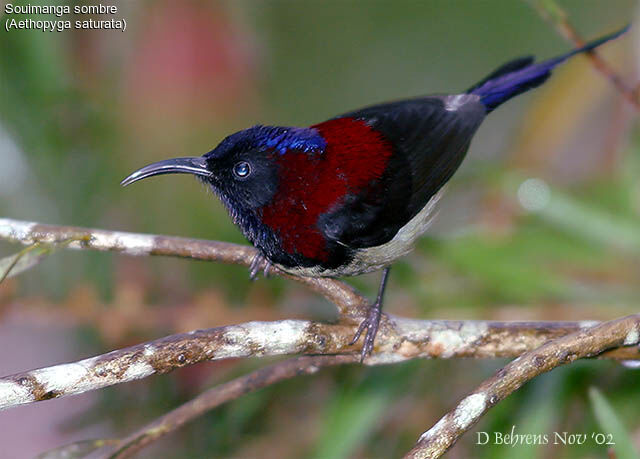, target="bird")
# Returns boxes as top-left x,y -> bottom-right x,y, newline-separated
122,26 -> 628,362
